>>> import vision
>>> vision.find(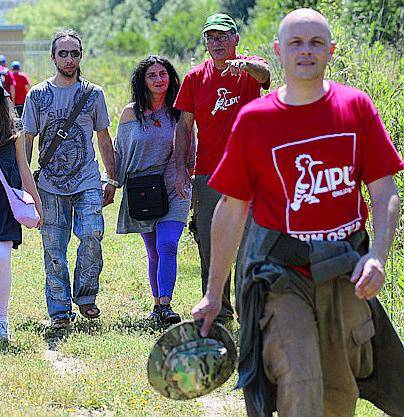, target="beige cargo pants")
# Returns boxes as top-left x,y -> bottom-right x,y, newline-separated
258,277 -> 374,417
